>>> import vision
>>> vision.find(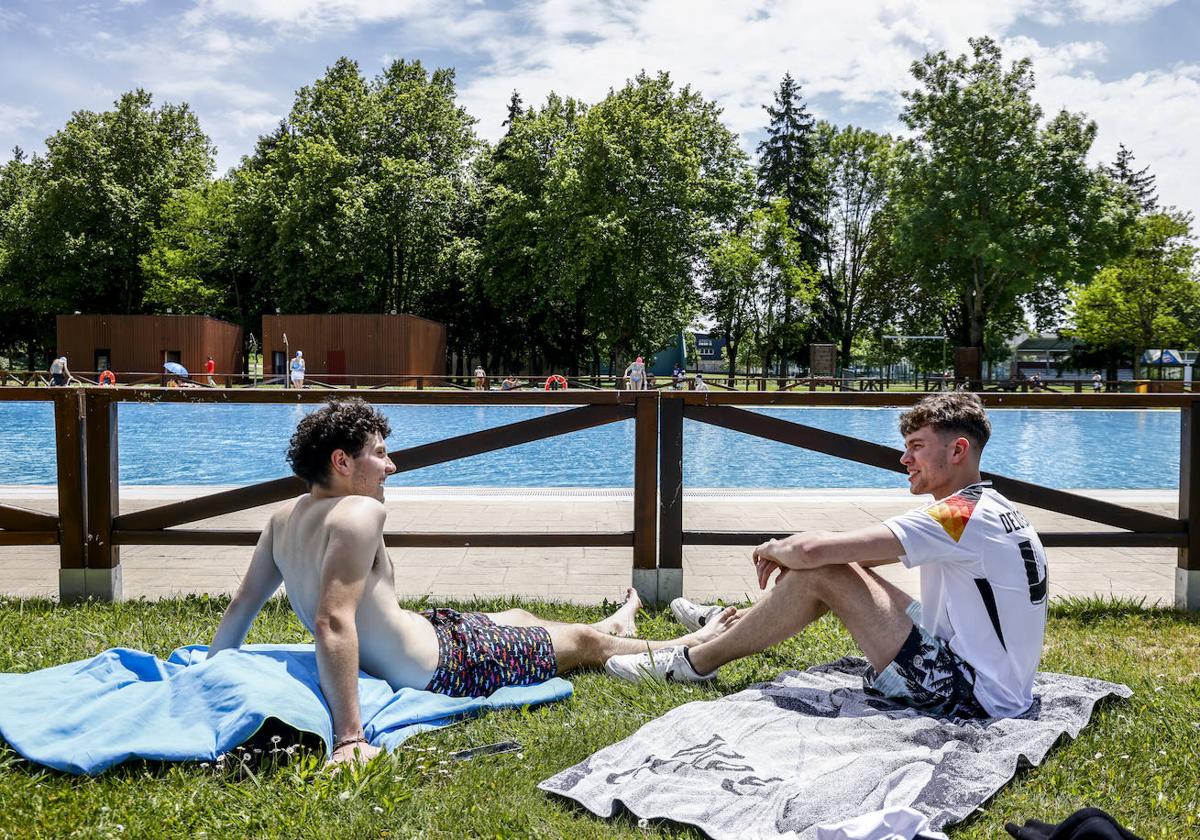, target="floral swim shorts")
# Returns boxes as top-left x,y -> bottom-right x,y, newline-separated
864,601 -> 990,719
421,608 -> 558,697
